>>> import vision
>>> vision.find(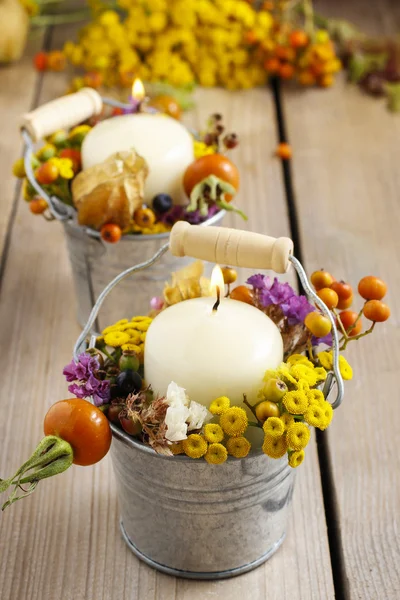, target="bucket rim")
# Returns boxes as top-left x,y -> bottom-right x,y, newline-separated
63,209 -> 226,242
110,420 -> 266,462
